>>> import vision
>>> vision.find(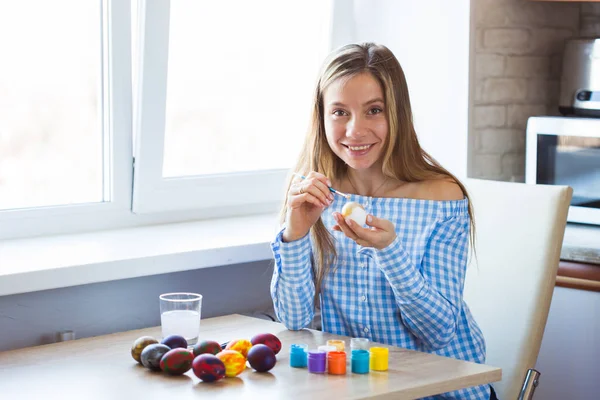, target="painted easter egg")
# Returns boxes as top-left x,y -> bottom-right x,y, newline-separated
192,354 -> 226,382
247,344 -> 277,373
160,348 -> 194,375
161,334 -> 188,350
341,202 -> 367,226
131,336 -> 158,363
140,343 -> 171,371
193,340 -> 222,357
225,339 -> 252,358
250,333 -> 282,355
216,350 -> 246,377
